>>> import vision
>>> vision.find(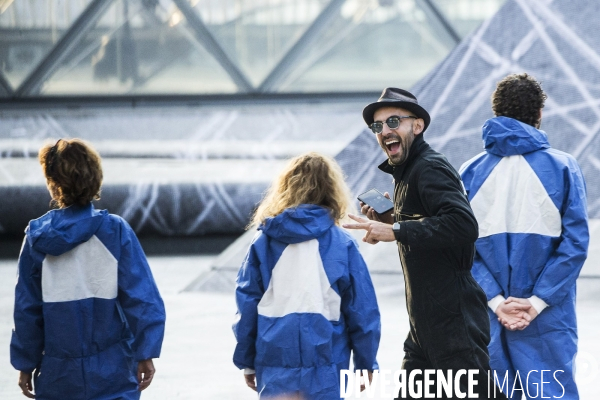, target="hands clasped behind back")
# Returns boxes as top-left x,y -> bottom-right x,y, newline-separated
495,297 -> 539,331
